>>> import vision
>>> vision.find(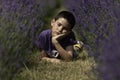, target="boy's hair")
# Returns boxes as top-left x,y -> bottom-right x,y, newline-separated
54,11 -> 76,29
